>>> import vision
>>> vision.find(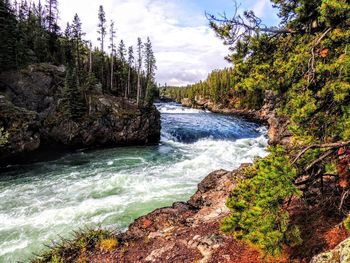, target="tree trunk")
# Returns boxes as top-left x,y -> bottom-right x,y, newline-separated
110,55 -> 114,93
145,74 -> 149,101
89,48 -> 92,74
137,70 -> 141,106
126,66 -> 130,99
76,40 -> 80,86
